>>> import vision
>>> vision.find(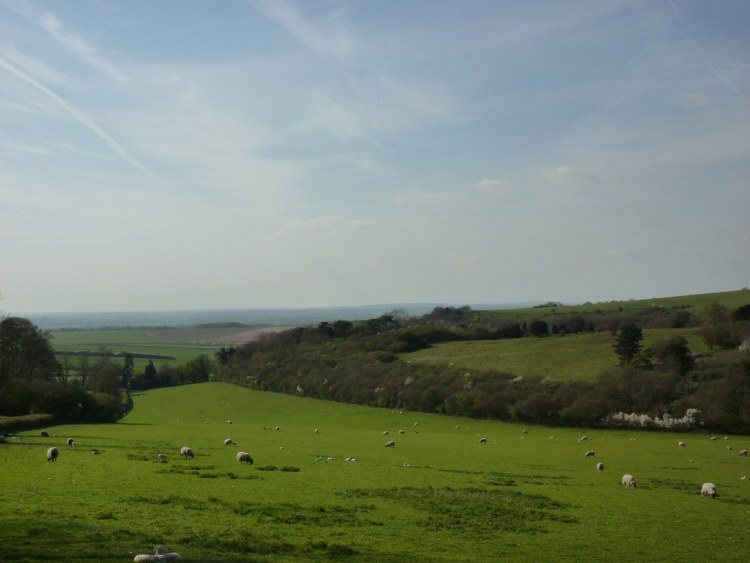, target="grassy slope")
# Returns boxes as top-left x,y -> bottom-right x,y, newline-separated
1,382 -> 748,562
475,288 -> 750,319
404,328 -> 716,382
